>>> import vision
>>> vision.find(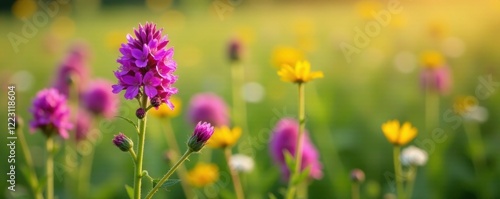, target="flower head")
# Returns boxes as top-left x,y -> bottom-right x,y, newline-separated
381,120 -> 417,146
75,109 -> 92,142
350,169 -> 365,183
420,66 -> 452,94
112,133 -> 134,152
272,46 -> 303,68
207,126 -> 242,149
229,154 -> 254,173
421,51 -> 445,69
112,22 -> 177,108
187,163 -> 219,187
228,38 -> 243,62
453,96 -> 488,123
187,92 -> 229,127
277,60 -> 323,84
400,145 -> 428,166
30,88 -> 73,139
269,118 -> 323,181
188,122 -> 215,152
53,42 -> 90,96
149,96 -> 181,118
81,79 -> 118,118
